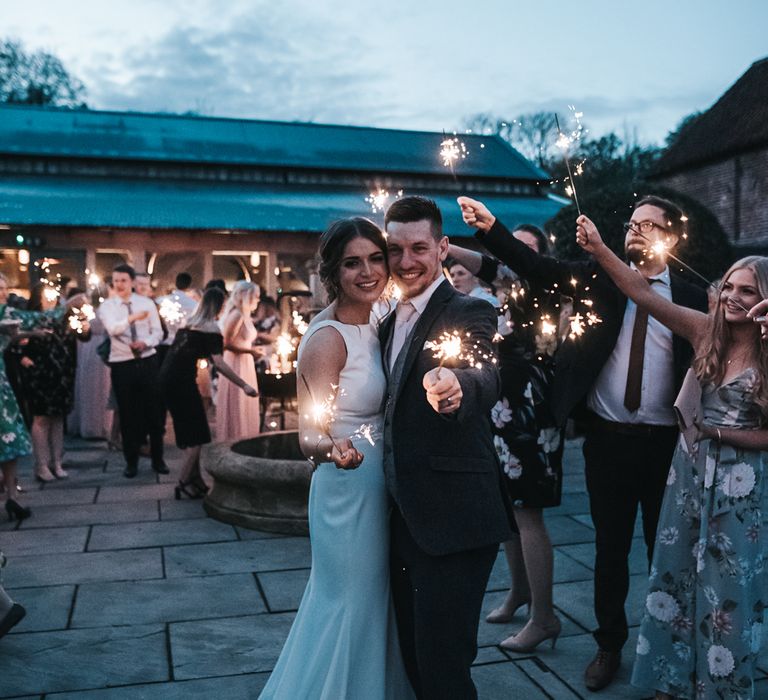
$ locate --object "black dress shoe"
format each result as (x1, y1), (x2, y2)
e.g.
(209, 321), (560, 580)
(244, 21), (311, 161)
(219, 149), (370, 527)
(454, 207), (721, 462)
(585, 649), (621, 691)
(123, 463), (138, 478)
(0, 603), (26, 639)
(151, 461), (170, 475)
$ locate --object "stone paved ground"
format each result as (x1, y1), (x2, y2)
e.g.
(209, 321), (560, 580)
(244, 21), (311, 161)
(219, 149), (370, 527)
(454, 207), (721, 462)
(1, 434), (766, 699)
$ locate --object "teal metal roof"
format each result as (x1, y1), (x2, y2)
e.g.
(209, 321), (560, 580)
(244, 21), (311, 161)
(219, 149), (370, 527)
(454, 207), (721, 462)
(0, 175), (563, 237)
(0, 105), (548, 181)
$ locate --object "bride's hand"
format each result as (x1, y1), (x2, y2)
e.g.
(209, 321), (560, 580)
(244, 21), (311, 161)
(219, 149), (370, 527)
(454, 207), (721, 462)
(331, 438), (364, 470)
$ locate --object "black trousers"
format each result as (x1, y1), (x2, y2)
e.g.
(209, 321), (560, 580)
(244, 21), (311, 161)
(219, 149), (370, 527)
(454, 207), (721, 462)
(390, 507), (497, 700)
(583, 424), (678, 652)
(110, 356), (165, 466)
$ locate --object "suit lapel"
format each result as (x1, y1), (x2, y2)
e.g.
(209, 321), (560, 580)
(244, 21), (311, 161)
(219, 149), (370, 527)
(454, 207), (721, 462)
(379, 312), (396, 383)
(393, 280), (454, 404)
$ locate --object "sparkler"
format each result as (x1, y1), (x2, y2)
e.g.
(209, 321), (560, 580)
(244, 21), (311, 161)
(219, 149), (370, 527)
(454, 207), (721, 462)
(292, 310), (309, 335)
(300, 374), (342, 459)
(68, 304), (95, 335)
(440, 133), (468, 181)
(554, 109), (584, 215)
(274, 332), (295, 373)
(365, 188), (403, 215)
(159, 298), (184, 325)
(424, 330), (494, 378)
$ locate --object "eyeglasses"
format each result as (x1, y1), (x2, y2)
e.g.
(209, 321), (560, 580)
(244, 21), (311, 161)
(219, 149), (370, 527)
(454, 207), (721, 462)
(623, 220), (667, 236)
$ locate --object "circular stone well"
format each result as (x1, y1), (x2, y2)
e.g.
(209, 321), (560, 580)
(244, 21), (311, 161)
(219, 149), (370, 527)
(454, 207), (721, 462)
(202, 431), (312, 535)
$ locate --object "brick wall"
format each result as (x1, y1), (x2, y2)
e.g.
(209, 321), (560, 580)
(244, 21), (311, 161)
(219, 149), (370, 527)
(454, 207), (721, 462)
(655, 146), (768, 252)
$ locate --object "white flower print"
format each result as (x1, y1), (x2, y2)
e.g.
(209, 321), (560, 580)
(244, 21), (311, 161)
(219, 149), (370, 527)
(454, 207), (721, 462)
(491, 398), (513, 428)
(703, 586), (720, 608)
(706, 644), (735, 678)
(673, 640), (691, 661)
(537, 427), (561, 454)
(728, 462), (756, 498)
(1, 433), (15, 444)
(494, 436), (522, 479)
(658, 527), (679, 545)
(636, 635), (650, 655)
(692, 539), (707, 573)
(708, 531), (733, 552)
(666, 466), (676, 486)
(646, 591), (680, 623)
(523, 382), (533, 402)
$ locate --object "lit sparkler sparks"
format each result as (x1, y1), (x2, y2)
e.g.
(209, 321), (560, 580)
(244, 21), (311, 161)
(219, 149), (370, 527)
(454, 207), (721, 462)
(440, 134), (468, 179)
(292, 310), (309, 335)
(352, 423), (376, 447)
(274, 332), (296, 373)
(365, 188), (403, 214)
(568, 310), (603, 339)
(554, 107), (586, 215)
(159, 298), (184, 325)
(68, 304), (95, 335)
(424, 330), (495, 377)
(43, 286), (60, 303)
(301, 375), (342, 457)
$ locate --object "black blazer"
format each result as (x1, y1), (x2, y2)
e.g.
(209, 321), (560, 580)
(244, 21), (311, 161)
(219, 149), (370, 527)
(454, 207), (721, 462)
(477, 220), (709, 426)
(380, 279), (514, 556)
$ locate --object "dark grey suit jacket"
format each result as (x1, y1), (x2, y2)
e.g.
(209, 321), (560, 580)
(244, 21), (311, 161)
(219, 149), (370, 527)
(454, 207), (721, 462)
(380, 279), (514, 556)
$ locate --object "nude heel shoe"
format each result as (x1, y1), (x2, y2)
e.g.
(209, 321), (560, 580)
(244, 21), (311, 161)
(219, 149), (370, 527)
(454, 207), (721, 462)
(500, 616), (561, 653)
(486, 598), (531, 624)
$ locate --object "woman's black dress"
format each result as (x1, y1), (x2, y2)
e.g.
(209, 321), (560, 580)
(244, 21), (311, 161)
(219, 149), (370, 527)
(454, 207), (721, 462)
(160, 329), (223, 449)
(478, 256), (564, 508)
(15, 310), (86, 418)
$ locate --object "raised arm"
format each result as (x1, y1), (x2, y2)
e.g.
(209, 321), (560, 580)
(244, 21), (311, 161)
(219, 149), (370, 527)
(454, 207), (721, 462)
(446, 244), (483, 276)
(457, 196), (593, 289)
(576, 214), (708, 346)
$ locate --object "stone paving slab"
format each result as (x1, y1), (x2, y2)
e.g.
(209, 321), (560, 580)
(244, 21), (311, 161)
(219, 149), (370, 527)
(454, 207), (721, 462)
(256, 568), (310, 612)
(5, 585), (74, 633)
(545, 514), (599, 545)
(0, 527), (89, 556)
(17, 486), (98, 507)
(514, 657), (583, 698)
(486, 548), (593, 592)
(71, 573), (265, 628)
(46, 673), (270, 699)
(235, 526), (287, 541)
(558, 538), (649, 576)
(470, 660), (555, 697)
(170, 613), (295, 679)
(3, 548), (163, 587)
(12, 500), (159, 530)
(96, 483), (178, 504)
(88, 519), (237, 551)
(163, 537), (312, 578)
(0, 624), (168, 697)
(159, 499), (208, 521)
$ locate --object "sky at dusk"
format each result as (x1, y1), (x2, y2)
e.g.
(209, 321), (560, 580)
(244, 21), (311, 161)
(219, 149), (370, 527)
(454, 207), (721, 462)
(4, 0), (767, 145)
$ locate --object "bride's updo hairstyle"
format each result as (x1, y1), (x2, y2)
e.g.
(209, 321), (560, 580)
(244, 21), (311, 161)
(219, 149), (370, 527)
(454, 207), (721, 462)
(318, 217), (387, 302)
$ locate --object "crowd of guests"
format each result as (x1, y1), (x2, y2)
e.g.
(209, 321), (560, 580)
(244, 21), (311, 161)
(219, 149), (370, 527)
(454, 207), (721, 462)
(1, 191), (767, 699)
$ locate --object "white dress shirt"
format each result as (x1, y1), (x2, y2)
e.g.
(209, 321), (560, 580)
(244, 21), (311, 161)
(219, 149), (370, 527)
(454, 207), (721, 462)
(98, 293), (163, 363)
(389, 275), (446, 371)
(587, 264), (676, 425)
(469, 285), (501, 308)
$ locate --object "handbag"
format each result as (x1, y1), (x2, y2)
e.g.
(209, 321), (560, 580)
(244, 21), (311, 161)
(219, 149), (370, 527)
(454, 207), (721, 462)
(96, 337), (111, 365)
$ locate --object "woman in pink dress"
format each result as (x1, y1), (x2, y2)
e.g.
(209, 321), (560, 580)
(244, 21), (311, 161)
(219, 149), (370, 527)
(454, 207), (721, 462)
(216, 281), (261, 441)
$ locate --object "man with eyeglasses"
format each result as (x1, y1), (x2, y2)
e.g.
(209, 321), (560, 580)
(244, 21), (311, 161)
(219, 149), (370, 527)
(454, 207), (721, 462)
(458, 194), (707, 693)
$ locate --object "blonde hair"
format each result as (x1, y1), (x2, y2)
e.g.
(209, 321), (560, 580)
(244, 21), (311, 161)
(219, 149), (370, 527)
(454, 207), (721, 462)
(221, 280), (259, 320)
(693, 256), (768, 417)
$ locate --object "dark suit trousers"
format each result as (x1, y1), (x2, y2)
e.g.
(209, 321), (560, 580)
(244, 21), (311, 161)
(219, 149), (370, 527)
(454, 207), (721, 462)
(110, 356), (165, 466)
(390, 507), (497, 700)
(583, 424), (678, 652)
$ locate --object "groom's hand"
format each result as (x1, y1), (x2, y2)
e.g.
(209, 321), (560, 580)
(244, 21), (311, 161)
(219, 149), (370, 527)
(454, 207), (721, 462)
(423, 368), (463, 414)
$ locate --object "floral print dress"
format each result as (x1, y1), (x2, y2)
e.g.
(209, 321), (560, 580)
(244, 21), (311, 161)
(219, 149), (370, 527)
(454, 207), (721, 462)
(0, 305), (59, 462)
(631, 369), (765, 699)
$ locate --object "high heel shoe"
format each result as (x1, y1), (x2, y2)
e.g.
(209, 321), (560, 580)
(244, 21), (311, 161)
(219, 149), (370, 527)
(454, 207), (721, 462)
(174, 480), (208, 500)
(486, 598), (531, 624)
(35, 466), (54, 483)
(5, 499), (32, 522)
(500, 616), (561, 653)
(52, 465), (68, 479)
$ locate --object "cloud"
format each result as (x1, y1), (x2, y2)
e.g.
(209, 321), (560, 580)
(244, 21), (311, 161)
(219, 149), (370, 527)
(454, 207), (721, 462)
(81, 8), (403, 126)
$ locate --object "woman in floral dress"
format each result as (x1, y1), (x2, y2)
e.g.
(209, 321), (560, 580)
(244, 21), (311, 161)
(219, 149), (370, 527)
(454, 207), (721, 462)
(0, 274), (66, 521)
(578, 218), (768, 700)
(448, 230), (566, 653)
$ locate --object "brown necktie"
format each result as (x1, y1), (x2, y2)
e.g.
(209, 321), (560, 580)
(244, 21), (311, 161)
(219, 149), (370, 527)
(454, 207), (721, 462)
(623, 280), (657, 412)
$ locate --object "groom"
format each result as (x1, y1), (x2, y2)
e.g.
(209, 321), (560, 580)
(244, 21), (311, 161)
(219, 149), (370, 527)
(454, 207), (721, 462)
(381, 196), (513, 699)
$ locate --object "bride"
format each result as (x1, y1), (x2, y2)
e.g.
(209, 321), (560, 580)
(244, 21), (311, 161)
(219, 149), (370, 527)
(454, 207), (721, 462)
(259, 218), (414, 699)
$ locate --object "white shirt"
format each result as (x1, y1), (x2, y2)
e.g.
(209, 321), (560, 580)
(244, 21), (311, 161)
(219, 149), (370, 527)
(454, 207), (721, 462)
(469, 285), (500, 308)
(98, 293), (163, 363)
(389, 275), (446, 371)
(157, 289), (198, 345)
(587, 264), (676, 425)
